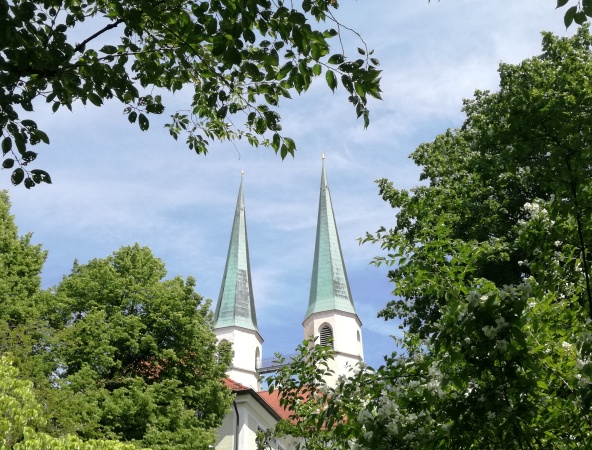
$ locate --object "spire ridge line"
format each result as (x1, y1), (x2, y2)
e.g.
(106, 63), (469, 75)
(304, 159), (357, 321)
(213, 176), (258, 332)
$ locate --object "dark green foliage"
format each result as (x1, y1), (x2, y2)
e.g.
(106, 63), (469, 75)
(0, 190), (47, 325)
(264, 27), (592, 450)
(0, 192), (233, 448)
(0, 190), (54, 409)
(0, 0), (381, 187)
(48, 244), (233, 449)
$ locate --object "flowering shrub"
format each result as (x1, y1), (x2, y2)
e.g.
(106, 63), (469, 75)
(262, 27), (592, 450)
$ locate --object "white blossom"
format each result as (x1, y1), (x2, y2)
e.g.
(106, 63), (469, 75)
(482, 326), (497, 339)
(495, 317), (508, 330)
(496, 340), (508, 351)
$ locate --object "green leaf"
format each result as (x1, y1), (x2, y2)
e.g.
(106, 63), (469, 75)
(20, 120), (37, 129)
(24, 177), (35, 189)
(325, 70), (337, 92)
(128, 111), (138, 123)
(2, 159), (14, 169)
(564, 5), (577, 27)
(328, 54), (345, 65)
(14, 134), (26, 155)
(574, 10), (587, 24)
(31, 169), (52, 184)
(277, 62), (293, 80)
(11, 168), (24, 186)
(1, 137), (12, 155)
(33, 129), (50, 145)
(212, 43), (226, 56)
(87, 93), (103, 106)
(101, 45), (118, 54)
(556, 0), (569, 7)
(537, 380), (548, 390)
(312, 64), (322, 76)
(138, 113), (149, 131)
(584, 0), (592, 15)
(22, 151), (37, 163)
(21, 100), (33, 112)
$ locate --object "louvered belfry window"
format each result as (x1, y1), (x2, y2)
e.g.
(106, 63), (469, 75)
(320, 325), (333, 348)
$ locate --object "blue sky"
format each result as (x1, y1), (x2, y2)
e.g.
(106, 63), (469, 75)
(3, 1), (570, 369)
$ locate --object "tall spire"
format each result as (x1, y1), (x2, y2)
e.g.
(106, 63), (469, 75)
(304, 158), (357, 321)
(214, 174), (258, 331)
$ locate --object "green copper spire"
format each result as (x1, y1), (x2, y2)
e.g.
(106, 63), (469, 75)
(214, 175), (259, 331)
(304, 158), (357, 320)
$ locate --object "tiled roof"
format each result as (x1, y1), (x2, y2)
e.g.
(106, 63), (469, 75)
(223, 378), (297, 422)
(223, 378), (250, 391)
(257, 390), (293, 422)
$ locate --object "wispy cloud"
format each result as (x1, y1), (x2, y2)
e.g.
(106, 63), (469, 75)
(3, 0), (572, 366)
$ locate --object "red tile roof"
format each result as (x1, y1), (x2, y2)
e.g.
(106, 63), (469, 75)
(223, 378), (295, 422)
(223, 378), (250, 391)
(257, 390), (293, 421)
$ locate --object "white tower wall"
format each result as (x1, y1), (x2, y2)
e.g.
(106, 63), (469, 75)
(303, 310), (363, 387)
(216, 327), (263, 390)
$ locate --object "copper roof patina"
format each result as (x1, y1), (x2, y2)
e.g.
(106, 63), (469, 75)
(304, 159), (357, 321)
(214, 176), (259, 331)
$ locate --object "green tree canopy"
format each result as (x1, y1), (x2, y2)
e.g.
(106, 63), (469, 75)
(264, 26), (592, 450)
(0, 191), (54, 405)
(47, 244), (233, 449)
(0, 354), (139, 449)
(1, 0), (381, 188)
(0, 190), (46, 325)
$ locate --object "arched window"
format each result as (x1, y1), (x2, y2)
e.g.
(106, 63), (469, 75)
(255, 347), (261, 369)
(319, 324), (333, 348)
(217, 339), (231, 365)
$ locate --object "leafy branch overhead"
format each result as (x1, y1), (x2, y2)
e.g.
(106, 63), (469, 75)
(557, 0), (592, 28)
(0, 0), (381, 188)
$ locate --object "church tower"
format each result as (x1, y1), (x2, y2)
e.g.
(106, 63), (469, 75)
(214, 175), (262, 390)
(303, 157), (364, 387)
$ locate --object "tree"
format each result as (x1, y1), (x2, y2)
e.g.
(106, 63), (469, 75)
(1, 0), (381, 188)
(0, 190), (55, 411)
(0, 190), (46, 325)
(555, 0), (592, 28)
(0, 354), (138, 449)
(46, 244), (233, 449)
(263, 26), (592, 449)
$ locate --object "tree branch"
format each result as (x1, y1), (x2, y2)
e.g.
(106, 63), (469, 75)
(74, 19), (125, 53)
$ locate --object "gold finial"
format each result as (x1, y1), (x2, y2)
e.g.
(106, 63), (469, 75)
(321, 152), (325, 160)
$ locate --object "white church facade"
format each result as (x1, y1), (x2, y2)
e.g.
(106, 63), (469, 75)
(213, 159), (364, 450)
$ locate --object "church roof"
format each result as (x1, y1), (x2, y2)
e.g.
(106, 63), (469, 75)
(304, 159), (357, 321)
(223, 378), (251, 391)
(223, 378), (284, 421)
(257, 390), (294, 422)
(214, 177), (259, 332)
